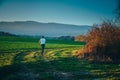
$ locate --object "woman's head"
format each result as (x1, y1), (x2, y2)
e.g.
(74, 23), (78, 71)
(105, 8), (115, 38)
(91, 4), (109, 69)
(41, 36), (44, 38)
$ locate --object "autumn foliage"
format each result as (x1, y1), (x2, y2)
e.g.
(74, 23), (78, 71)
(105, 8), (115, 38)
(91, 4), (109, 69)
(75, 35), (89, 42)
(78, 22), (120, 62)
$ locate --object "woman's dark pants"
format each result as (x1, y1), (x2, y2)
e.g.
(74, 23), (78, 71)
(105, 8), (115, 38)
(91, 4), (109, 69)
(41, 44), (45, 56)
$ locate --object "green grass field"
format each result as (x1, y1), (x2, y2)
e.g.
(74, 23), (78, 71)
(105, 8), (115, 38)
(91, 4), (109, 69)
(0, 36), (120, 80)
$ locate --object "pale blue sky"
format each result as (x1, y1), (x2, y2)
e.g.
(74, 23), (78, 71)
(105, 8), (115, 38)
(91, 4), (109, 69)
(0, 0), (117, 25)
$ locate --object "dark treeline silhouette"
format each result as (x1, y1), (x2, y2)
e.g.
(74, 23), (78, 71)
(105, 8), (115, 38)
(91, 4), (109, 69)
(57, 36), (74, 40)
(0, 31), (16, 36)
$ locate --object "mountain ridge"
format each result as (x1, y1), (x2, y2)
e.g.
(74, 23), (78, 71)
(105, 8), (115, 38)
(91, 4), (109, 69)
(0, 21), (92, 37)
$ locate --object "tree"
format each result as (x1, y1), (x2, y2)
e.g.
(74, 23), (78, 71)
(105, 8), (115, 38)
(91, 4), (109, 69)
(115, 0), (120, 25)
(78, 22), (120, 62)
(78, 0), (120, 62)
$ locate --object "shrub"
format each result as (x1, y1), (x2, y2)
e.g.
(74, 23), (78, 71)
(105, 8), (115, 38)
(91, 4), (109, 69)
(75, 35), (89, 42)
(78, 22), (120, 62)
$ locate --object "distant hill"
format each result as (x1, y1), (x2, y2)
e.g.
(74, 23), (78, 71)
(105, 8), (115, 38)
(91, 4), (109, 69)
(0, 21), (92, 37)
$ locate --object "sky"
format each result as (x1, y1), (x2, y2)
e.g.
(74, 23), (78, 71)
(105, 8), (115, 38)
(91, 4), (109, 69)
(0, 0), (118, 25)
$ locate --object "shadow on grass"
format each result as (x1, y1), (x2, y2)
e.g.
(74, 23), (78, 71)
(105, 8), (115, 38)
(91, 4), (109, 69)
(49, 56), (120, 79)
(0, 60), (57, 80)
(0, 51), (120, 80)
(0, 50), (55, 80)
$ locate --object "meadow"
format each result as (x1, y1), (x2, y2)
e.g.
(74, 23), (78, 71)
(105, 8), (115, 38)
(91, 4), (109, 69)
(0, 36), (120, 80)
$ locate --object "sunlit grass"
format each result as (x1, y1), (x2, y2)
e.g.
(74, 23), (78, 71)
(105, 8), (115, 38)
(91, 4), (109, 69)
(0, 53), (16, 67)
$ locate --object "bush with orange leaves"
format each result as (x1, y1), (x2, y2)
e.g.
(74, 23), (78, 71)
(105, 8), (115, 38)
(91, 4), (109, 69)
(75, 35), (89, 42)
(78, 22), (120, 62)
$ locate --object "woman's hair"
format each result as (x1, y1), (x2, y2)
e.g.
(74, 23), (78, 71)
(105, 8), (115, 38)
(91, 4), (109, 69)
(41, 36), (44, 38)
